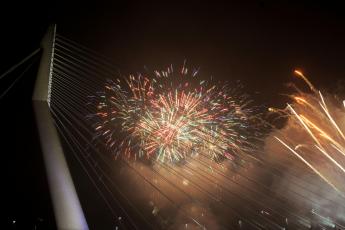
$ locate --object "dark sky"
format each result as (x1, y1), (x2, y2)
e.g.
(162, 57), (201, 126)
(3, 1), (345, 101)
(59, 1), (345, 106)
(2, 1), (345, 229)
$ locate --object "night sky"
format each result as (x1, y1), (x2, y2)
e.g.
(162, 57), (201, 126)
(2, 1), (345, 229)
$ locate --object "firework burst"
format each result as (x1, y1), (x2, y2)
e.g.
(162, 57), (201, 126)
(91, 64), (259, 163)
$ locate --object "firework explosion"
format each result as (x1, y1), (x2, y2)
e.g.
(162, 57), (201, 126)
(92, 64), (259, 163)
(271, 70), (345, 195)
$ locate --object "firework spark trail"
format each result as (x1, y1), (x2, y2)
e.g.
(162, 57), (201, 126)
(318, 91), (345, 142)
(274, 136), (342, 195)
(315, 145), (345, 174)
(273, 70), (345, 196)
(92, 65), (259, 164)
(286, 104), (323, 148)
(294, 70), (316, 92)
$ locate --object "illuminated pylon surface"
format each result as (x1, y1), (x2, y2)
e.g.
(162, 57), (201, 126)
(33, 25), (88, 230)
